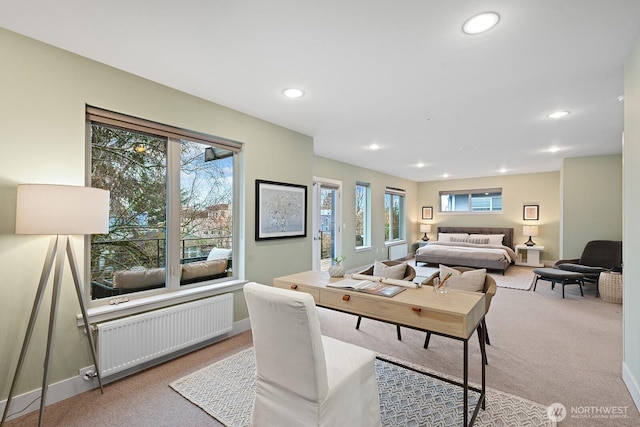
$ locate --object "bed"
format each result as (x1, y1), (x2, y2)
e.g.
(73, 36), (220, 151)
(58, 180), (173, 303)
(415, 226), (516, 274)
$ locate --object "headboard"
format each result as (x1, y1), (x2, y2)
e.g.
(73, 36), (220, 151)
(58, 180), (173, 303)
(437, 226), (514, 249)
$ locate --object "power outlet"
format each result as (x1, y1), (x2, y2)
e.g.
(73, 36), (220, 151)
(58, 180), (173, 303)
(79, 365), (97, 381)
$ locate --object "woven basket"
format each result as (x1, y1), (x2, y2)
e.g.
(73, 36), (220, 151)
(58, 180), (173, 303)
(599, 272), (623, 304)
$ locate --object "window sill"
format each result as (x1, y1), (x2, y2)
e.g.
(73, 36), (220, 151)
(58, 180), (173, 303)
(355, 246), (372, 253)
(384, 240), (407, 247)
(77, 279), (247, 326)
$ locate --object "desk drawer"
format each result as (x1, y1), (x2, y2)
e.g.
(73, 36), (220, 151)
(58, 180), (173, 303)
(273, 280), (320, 303)
(320, 289), (467, 337)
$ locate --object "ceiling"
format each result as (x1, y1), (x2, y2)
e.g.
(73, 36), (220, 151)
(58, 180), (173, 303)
(2, 1), (640, 182)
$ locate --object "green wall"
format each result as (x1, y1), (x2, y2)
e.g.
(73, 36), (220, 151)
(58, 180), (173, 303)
(418, 172), (560, 262)
(0, 28), (312, 398)
(561, 155), (622, 258)
(313, 156), (418, 271)
(623, 34), (640, 410)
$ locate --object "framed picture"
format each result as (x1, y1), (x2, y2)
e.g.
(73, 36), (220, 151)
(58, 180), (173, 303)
(523, 204), (539, 221)
(255, 179), (307, 240)
(422, 206), (433, 220)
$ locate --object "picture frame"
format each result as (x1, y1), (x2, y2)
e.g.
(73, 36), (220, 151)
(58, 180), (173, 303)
(523, 204), (539, 221)
(422, 206), (433, 220)
(255, 179), (307, 241)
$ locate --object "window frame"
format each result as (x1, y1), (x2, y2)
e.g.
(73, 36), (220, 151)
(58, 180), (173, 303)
(439, 188), (503, 213)
(85, 106), (242, 309)
(384, 187), (406, 244)
(355, 182), (371, 250)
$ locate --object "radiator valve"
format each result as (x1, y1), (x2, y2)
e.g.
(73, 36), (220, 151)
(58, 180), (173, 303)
(83, 370), (97, 381)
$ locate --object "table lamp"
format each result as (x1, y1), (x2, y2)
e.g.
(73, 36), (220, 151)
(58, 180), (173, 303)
(523, 225), (539, 246)
(420, 224), (432, 242)
(2, 184), (110, 427)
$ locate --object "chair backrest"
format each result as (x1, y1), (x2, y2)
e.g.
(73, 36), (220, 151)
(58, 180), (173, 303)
(421, 266), (496, 313)
(243, 282), (328, 402)
(579, 240), (622, 269)
(359, 260), (416, 281)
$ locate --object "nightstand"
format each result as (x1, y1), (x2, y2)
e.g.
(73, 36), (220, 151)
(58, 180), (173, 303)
(515, 244), (544, 267)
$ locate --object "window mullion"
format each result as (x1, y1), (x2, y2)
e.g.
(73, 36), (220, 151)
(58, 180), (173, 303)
(166, 138), (182, 288)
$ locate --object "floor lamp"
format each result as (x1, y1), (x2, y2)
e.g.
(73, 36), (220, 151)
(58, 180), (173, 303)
(1, 184), (110, 427)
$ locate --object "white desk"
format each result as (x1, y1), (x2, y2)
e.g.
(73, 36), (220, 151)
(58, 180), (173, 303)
(515, 244), (544, 267)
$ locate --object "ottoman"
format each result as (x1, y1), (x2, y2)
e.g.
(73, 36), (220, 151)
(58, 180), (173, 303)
(533, 268), (584, 298)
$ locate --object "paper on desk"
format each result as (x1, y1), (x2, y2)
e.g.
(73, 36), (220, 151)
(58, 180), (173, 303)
(351, 273), (418, 288)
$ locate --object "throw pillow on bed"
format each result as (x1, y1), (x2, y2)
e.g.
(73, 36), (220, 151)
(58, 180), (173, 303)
(373, 260), (407, 280)
(439, 265), (486, 292)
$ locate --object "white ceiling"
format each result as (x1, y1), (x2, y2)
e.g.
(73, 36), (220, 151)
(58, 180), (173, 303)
(2, 0), (640, 181)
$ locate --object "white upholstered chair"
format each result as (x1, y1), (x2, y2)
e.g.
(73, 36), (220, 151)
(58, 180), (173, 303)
(243, 282), (382, 427)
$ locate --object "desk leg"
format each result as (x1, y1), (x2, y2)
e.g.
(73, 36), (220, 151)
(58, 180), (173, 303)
(480, 325), (486, 410)
(463, 339), (468, 426)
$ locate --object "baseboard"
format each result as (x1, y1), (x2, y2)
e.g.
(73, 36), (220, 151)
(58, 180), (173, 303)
(623, 362), (640, 412)
(0, 318), (251, 422)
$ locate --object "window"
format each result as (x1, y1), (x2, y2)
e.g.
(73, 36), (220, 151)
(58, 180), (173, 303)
(355, 182), (370, 248)
(384, 187), (405, 242)
(87, 107), (241, 302)
(440, 188), (502, 213)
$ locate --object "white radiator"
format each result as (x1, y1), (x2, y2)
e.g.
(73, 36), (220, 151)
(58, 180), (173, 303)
(96, 293), (233, 377)
(388, 243), (408, 260)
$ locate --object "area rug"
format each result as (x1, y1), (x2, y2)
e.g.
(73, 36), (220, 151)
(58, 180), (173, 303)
(411, 261), (536, 291)
(170, 347), (552, 427)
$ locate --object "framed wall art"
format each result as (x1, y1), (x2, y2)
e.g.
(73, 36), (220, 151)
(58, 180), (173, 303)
(255, 179), (307, 240)
(523, 204), (539, 221)
(422, 206), (433, 220)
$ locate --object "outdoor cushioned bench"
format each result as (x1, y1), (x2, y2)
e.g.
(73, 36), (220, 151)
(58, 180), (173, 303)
(532, 268), (584, 298)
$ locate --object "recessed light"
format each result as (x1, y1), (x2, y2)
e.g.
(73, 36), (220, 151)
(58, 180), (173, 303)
(498, 168), (507, 173)
(548, 146), (561, 153)
(618, 95), (624, 102)
(368, 143), (381, 150)
(547, 111), (570, 119)
(416, 162), (425, 168)
(462, 12), (500, 35)
(282, 88), (305, 98)
(442, 173), (450, 178)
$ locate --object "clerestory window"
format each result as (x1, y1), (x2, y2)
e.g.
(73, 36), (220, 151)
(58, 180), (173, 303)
(439, 188), (502, 213)
(86, 107), (241, 303)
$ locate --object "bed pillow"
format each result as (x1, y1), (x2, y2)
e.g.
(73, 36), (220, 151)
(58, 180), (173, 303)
(450, 236), (469, 243)
(438, 233), (469, 243)
(373, 260), (407, 280)
(439, 265), (486, 292)
(467, 236), (490, 245)
(470, 234), (505, 245)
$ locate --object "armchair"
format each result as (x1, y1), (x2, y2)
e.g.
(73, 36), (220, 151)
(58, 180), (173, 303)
(243, 282), (381, 427)
(421, 267), (496, 365)
(554, 240), (622, 297)
(354, 260), (416, 340)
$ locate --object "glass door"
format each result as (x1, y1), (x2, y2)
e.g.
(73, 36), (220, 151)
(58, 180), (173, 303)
(312, 178), (342, 271)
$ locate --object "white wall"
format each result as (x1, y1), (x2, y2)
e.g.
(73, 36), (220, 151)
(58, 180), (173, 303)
(623, 34), (640, 411)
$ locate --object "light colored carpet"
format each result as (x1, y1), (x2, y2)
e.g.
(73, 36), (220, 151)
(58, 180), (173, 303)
(170, 347), (552, 427)
(411, 261), (536, 291)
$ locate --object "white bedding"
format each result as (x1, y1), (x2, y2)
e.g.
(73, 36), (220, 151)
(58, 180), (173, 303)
(416, 241), (515, 263)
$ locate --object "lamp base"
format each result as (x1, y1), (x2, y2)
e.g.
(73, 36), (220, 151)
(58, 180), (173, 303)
(422, 233), (429, 242)
(524, 236), (536, 246)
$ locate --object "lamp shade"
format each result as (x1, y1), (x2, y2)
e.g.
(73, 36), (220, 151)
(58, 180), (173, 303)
(523, 225), (539, 237)
(16, 184), (110, 235)
(420, 224), (432, 233)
